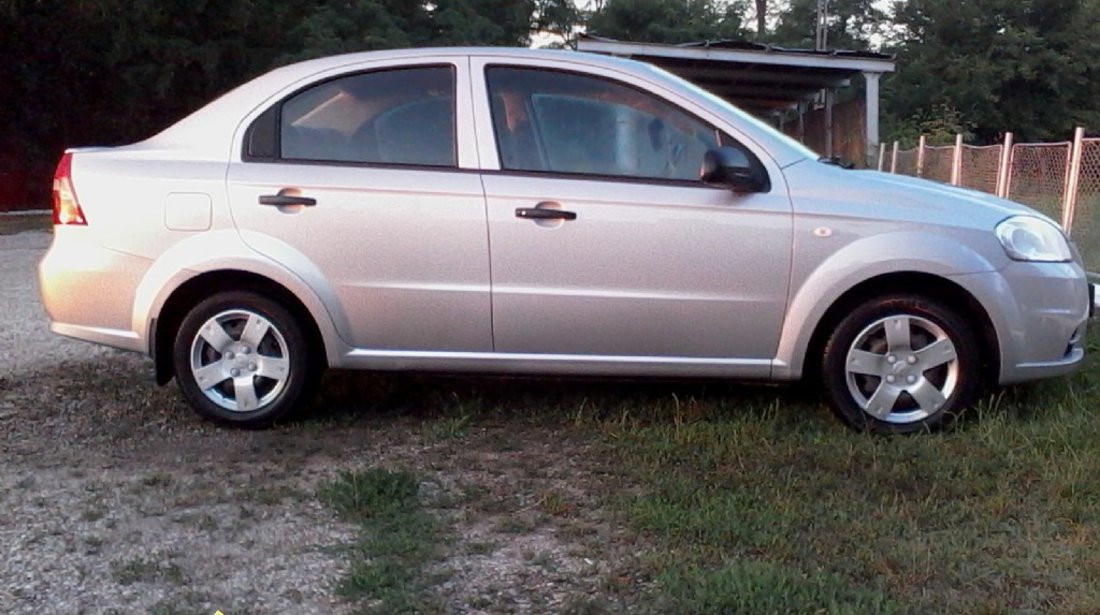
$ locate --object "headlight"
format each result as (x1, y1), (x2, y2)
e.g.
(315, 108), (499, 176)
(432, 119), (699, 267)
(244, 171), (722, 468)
(995, 216), (1072, 262)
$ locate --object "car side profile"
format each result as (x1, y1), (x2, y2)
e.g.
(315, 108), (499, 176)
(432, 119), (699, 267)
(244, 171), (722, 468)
(39, 48), (1091, 433)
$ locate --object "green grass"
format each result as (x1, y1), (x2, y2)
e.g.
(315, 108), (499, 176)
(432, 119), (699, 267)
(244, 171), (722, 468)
(319, 467), (445, 614)
(593, 331), (1100, 614)
(310, 330), (1100, 613)
(0, 212), (50, 235)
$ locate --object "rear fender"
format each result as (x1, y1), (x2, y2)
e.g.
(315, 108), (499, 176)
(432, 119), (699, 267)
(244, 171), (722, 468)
(132, 230), (352, 366)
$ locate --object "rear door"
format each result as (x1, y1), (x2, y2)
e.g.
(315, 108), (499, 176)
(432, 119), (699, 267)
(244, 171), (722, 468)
(471, 58), (793, 372)
(227, 58), (493, 352)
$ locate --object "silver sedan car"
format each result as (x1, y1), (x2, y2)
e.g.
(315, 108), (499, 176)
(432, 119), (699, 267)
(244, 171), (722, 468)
(39, 48), (1091, 432)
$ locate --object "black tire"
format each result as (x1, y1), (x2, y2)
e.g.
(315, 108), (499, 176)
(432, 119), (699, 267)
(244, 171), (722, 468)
(172, 291), (320, 428)
(821, 294), (983, 434)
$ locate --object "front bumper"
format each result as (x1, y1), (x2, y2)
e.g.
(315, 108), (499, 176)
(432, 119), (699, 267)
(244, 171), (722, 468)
(958, 261), (1090, 385)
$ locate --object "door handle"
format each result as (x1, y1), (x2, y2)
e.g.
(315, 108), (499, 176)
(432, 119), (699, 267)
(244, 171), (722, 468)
(258, 194), (317, 207)
(515, 206), (576, 221)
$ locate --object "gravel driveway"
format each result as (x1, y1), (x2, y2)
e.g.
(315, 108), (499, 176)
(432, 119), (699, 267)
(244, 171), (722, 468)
(0, 230), (359, 614)
(0, 228), (626, 614)
(0, 230), (99, 378)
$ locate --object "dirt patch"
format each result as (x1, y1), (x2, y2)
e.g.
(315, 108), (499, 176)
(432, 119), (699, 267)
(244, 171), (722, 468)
(1, 230), (639, 614)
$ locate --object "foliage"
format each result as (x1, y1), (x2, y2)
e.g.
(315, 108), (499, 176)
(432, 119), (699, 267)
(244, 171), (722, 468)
(882, 0), (1100, 144)
(884, 103), (974, 149)
(320, 467), (446, 613)
(0, 0), (559, 209)
(0, 0), (308, 208)
(4, 0), (1099, 209)
(586, 0), (748, 43)
(770, 0), (887, 49)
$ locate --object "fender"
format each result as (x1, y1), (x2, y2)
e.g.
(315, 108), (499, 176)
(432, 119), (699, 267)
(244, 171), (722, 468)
(772, 230), (1003, 380)
(131, 229), (353, 366)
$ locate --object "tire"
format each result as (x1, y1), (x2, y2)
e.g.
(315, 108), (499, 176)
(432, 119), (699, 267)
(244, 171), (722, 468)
(172, 291), (320, 428)
(821, 294), (983, 434)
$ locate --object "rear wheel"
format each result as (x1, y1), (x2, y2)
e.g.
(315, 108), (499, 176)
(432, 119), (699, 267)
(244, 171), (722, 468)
(172, 291), (319, 428)
(821, 294), (983, 434)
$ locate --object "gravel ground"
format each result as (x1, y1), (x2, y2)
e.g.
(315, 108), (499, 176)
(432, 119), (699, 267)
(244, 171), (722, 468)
(0, 227), (633, 614)
(0, 230), (102, 379)
(0, 230), (359, 614)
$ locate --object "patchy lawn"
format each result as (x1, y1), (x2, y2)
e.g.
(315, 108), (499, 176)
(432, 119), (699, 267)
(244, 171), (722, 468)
(5, 222), (1100, 614)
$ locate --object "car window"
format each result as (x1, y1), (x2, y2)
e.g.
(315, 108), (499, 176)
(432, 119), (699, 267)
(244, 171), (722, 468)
(486, 67), (724, 181)
(279, 66), (455, 167)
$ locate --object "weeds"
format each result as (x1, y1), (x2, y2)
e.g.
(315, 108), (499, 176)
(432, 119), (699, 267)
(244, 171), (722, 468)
(310, 348), (1100, 612)
(595, 330), (1100, 613)
(319, 467), (445, 613)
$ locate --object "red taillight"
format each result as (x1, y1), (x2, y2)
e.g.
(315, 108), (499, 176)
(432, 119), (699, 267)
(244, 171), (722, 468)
(52, 153), (87, 226)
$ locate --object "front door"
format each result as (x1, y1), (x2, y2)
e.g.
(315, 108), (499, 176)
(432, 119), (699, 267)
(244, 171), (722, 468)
(474, 62), (793, 370)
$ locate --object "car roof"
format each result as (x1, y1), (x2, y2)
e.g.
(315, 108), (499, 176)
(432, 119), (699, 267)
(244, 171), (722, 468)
(277, 46), (642, 73)
(134, 47), (810, 168)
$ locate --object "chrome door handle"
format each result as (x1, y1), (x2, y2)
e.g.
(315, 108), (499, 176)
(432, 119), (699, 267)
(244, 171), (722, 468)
(258, 194), (316, 207)
(514, 207), (576, 221)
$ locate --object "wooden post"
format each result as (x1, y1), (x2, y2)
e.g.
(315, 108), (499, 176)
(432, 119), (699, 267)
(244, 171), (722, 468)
(1062, 127), (1086, 234)
(950, 133), (963, 186)
(864, 72), (882, 168)
(996, 132), (1014, 199)
(877, 142), (887, 171)
(890, 141), (899, 173)
(916, 135), (927, 178)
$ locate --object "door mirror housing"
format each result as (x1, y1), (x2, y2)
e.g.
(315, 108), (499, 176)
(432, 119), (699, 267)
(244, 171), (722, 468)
(701, 146), (769, 193)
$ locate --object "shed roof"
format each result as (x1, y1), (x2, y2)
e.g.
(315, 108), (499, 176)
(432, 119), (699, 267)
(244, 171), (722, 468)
(576, 34), (896, 114)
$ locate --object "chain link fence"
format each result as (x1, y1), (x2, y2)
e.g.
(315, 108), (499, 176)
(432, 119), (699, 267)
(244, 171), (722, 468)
(1007, 142), (1071, 220)
(894, 148), (918, 176)
(960, 144), (1002, 195)
(922, 146), (955, 185)
(1072, 140), (1100, 271)
(883, 130), (1100, 272)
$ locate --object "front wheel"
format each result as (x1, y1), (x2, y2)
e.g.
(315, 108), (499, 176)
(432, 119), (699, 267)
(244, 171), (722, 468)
(172, 291), (319, 428)
(821, 294), (983, 434)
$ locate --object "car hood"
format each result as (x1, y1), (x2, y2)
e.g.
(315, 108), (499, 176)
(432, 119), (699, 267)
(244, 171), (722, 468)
(783, 160), (1055, 231)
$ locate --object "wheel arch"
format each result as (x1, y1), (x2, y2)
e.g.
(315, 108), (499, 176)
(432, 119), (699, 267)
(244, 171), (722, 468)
(798, 271), (1000, 386)
(152, 270), (328, 385)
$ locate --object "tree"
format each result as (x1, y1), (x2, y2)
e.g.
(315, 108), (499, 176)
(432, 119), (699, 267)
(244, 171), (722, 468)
(282, 0), (547, 62)
(532, 0), (583, 45)
(587, 0), (748, 44)
(754, 0), (767, 37)
(771, 0), (887, 49)
(0, 0), (565, 209)
(883, 0), (1100, 143)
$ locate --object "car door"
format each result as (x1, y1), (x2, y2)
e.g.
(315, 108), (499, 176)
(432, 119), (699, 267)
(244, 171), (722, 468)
(227, 60), (492, 352)
(471, 59), (793, 372)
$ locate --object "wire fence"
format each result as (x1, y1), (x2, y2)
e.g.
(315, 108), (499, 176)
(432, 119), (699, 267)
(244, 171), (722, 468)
(879, 129), (1100, 272)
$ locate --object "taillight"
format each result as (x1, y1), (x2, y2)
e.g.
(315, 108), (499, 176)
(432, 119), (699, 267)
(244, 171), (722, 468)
(52, 153), (87, 225)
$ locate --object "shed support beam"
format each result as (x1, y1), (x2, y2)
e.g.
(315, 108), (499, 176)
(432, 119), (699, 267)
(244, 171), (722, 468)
(864, 71), (881, 167)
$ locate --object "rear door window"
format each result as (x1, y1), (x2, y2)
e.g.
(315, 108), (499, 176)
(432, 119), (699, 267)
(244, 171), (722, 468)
(250, 66), (456, 167)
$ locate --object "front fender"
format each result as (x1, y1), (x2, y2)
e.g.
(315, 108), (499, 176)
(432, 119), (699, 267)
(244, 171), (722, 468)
(772, 230), (1002, 379)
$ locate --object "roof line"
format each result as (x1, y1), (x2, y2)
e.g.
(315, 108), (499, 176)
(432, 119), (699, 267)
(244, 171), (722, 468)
(577, 36), (896, 74)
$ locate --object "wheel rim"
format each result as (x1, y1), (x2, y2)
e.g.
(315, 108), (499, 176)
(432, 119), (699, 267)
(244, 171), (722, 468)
(844, 314), (959, 424)
(189, 309), (290, 413)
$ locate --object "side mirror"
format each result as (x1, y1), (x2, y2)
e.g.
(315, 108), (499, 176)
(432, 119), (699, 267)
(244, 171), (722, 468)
(701, 146), (768, 193)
